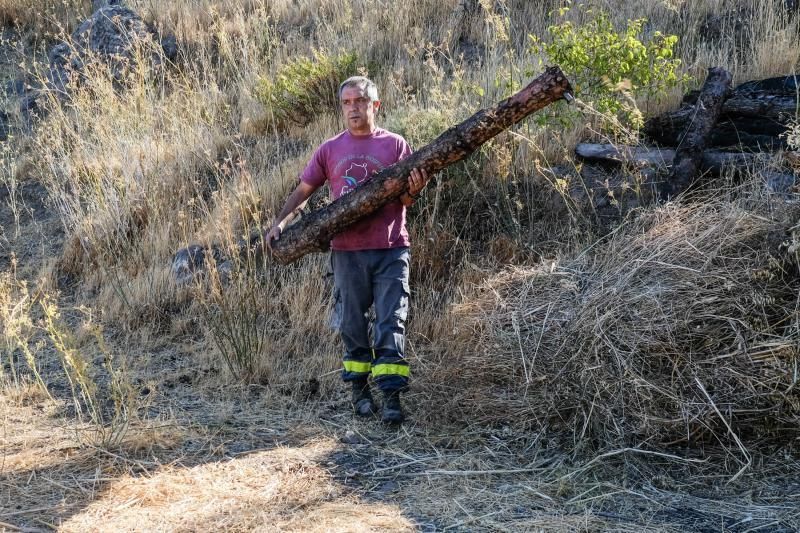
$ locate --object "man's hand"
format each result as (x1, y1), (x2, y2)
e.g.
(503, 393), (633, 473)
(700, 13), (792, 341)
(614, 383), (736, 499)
(266, 181), (318, 251)
(265, 224), (282, 251)
(408, 167), (429, 197)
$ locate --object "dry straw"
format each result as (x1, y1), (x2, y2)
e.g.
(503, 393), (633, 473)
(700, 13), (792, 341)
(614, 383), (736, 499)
(441, 197), (800, 451)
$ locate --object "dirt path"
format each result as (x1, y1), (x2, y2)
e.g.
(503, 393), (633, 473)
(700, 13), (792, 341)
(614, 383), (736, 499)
(4, 372), (800, 532)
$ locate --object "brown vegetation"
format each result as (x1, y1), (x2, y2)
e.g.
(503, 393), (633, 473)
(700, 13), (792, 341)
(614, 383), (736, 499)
(440, 197), (799, 448)
(2, 0), (800, 530)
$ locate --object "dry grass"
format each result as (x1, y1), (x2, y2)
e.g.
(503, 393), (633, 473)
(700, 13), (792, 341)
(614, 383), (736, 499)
(439, 194), (800, 452)
(4, 381), (799, 531)
(58, 438), (414, 532)
(0, 0), (91, 36)
(2, 0), (800, 530)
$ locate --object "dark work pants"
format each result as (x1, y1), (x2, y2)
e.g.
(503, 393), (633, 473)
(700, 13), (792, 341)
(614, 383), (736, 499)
(331, 247), (410, 392)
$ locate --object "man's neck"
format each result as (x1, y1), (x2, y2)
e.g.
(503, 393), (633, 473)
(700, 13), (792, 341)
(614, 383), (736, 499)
(348, 125), (377, 137)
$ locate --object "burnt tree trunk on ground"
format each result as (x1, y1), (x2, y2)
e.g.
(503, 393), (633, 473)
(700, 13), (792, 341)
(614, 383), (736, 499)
(575, 143), (797, 193)
(576, 143), (754, 174)
(657, 67), (732, 201)
(643, 75), (798, 149)
(269, 66), (572, 264)
(644, 95), (796, 149)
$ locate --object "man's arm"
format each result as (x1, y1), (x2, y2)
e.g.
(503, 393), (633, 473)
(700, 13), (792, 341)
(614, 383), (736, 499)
(266, 180), (319, 248)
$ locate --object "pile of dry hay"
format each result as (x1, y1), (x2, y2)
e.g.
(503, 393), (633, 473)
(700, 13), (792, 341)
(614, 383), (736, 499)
(440, 199), (800, 447)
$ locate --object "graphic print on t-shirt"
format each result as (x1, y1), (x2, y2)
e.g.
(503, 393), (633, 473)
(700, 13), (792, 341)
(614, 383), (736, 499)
(334, 155), (385, 198)
(298, 129), (412, 250)
(341, 162), (368, 196)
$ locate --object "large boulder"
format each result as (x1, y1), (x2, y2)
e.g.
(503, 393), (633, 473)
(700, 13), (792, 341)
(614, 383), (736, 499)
(48, 4), (167, 93)
(21, 3), (177, 118)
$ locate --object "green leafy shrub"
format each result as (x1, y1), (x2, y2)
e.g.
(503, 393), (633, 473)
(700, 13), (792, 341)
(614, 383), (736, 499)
(531, 3), (689, 132)
(254, 50), (363, 128)
(383, 106), (455, 149)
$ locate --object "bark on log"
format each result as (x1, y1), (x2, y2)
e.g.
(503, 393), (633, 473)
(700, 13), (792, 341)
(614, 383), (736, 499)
(575, 143), (798, 194)
(687, 75), (800, 100)
(657, 67), (732, 201)
(269, 66), (572, 264)
(576, 143), (755, 174)
(644, 98), (793, 149)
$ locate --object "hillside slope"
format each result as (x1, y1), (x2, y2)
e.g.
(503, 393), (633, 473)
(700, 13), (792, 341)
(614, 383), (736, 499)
(2, 1), (800, 531)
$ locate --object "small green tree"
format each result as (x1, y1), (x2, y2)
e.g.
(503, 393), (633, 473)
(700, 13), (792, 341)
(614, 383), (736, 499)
(531, 3), (689, 132)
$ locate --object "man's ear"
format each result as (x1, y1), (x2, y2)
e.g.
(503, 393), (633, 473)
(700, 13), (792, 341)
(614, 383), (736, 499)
(373, 100), (382, 112)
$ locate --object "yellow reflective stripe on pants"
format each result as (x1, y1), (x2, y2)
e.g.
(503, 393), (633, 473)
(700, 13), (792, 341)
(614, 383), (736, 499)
(343, 360), (372, 373)
(371, 363), (410, 377)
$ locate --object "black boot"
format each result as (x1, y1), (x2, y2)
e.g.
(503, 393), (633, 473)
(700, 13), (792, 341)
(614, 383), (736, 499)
(351, 379), (377, 417)
(381, 390), (405, 425)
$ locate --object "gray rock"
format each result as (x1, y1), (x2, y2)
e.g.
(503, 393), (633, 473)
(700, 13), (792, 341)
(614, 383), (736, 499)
(216, 260), (233, 285)
(5, 79), (27, 97)
(48, 5), (153, 92)
(171, 244), (233, 285)
(172, 244), (215, 284)
(339, 430), (370, 445)
(92, 0), (124, 10)
(696, 8), (755, 53)
(19, 92), (41, 124)
(376, 480), (399, 493)
(23, 4), (178, 117)
(160, 33), (178, 63)
(764, 170), (798, 196)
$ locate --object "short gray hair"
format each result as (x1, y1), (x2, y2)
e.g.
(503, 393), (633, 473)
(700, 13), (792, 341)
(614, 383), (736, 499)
(338, 76), (379, 102)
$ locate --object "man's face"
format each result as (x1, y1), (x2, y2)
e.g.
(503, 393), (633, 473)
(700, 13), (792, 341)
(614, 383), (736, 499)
(340, 85), (380, 135)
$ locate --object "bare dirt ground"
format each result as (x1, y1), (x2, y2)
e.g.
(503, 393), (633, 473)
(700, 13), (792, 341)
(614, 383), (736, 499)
(4, 367), (800, 532)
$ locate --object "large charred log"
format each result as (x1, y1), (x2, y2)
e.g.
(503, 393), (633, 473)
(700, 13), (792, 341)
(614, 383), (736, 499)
(576, 143), (757, 174)
(269, 66), (572, 264)
(657, 67), (732, 201)
(540, 141), (798, 229)
(575, 142), (797, 195)
(644, 75), (799, 149)
(644, 97), (794, 149)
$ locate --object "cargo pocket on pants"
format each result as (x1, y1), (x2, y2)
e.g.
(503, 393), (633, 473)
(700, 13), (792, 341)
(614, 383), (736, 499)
(329, 286), (342, 332)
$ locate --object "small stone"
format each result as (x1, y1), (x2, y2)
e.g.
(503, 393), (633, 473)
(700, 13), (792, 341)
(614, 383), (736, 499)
(340, 430), (368, 445)
(377, 480), (399, 493)
(5, 79), (27, 97)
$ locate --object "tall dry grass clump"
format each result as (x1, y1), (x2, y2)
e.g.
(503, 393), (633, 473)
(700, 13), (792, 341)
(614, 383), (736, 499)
(0, 0), (91, 35)
(438, 195), (800, 449)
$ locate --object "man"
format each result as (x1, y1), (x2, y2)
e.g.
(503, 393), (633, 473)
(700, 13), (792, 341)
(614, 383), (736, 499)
(266, 76), (429, 424)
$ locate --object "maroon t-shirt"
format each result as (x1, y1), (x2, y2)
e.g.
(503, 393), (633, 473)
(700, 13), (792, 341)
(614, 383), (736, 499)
(300, 128), (412, 251)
